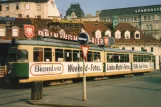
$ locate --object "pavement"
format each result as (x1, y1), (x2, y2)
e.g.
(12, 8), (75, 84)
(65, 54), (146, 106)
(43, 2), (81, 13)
(26, 71), (161, 107)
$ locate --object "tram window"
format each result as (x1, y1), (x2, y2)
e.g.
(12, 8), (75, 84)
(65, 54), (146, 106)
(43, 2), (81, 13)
(44, 48), (52, 62)
(143, 55), (147, 62)
(64, 50), (72, 62)
(113, 54), (119, 62)
(133, 55), (137, 62)
(33, 48), (43, 62)
(149, 55), (151, 62)
(73, 50), (79, 62)
(138, 55), (141, 62)
(87, 51), (92, 62)
(94, 52), (100, 62)
(80, 50), (83, 61)
(17, 50), (28, 62)
(8, 47), (17, 62)
(124, 54), (129, 62)
(152, 56), (155, 62)
(145, 55), (149, 62)
(119, 54), (125, 62)
(140, 55), (144, 62)
(107, 53), (113, 62)
(55, 49), (63, 62)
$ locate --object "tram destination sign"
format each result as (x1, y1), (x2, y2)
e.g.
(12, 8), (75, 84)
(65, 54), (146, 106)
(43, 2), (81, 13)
(78, 32), (89, 46)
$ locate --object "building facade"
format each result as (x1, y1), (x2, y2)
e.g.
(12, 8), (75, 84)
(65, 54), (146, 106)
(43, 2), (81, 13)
(99, 4), (161, 41)
(0, 0), (60, 19)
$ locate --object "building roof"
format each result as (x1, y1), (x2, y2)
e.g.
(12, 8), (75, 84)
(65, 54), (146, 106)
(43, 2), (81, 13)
(99, 4), (161, 17)
(0, 0), (48, 3)
(83, 21), (160, 45)
(66, 3), (85, 18)
(0, 18), (160, 45)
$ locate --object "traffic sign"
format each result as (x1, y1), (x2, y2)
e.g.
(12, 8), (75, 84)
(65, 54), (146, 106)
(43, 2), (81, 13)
(81, 46), (89, 61)
(78, 32), (89, 46)
(108, 37), (115, 46)
(104, 37), (109, 46)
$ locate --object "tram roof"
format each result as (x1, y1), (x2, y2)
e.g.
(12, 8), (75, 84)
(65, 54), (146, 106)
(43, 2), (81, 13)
(14, 38), (103, 51)
(103, 47), (153, 55)
(103, 47), (131, 53)
(130, 50), (153, 55)
(0, 40), (11, 43)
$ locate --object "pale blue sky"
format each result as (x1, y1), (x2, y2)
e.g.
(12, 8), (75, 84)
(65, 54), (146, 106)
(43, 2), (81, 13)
(55, 0), (161, 16)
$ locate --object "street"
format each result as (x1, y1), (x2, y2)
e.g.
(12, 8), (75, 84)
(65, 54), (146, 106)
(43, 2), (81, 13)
(0, 71), (161, 107)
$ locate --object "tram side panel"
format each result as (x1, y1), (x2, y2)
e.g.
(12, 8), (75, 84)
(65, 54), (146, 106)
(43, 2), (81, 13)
(104, 51), (132, 76)
(131, 53), (154, 73)
(7, 62), (104, 83)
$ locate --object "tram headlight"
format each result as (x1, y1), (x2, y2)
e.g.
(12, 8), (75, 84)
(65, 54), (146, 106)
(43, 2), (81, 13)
(8, 70), (11, 74)
(7, 63), (12, 74)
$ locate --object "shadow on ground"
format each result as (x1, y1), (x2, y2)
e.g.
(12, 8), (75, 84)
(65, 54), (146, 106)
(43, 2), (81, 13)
(142, 76), (161, 84)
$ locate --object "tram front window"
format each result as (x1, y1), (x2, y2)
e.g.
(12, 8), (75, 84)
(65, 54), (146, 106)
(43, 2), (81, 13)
(17, 50), (28, 62)
(8, 47), (17, 62)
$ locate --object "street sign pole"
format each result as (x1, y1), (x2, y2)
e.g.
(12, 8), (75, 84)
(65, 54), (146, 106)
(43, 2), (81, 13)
(78, 29), (89, 101)
(81, 46), (89, 101)
(83, 59), (86, 101)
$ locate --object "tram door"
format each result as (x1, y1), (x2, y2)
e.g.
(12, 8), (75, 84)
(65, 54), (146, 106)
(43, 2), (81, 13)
(0, 44), (8, 77)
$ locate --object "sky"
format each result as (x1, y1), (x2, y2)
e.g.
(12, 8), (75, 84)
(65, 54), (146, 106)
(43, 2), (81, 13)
(54, 0), (161, 17)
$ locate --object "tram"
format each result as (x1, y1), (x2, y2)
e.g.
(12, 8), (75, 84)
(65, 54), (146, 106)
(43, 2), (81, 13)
(6, 38), (154, 83)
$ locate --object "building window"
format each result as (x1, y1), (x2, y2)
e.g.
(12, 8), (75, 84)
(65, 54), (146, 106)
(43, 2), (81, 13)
(6, 4), (9, 11)
(132, 47), (135, 51)
(0, 28), (6, 37)
(149, 24), (152, 30)
(124, 18), (126, 22)
(16, 4), (19, 10)
(0, 5), (2, 11)
(115, 34), (121, 39)
(37, 4), (41, 11)
(125, 34), (130, 39)
(26, 15), (29, 18)
(156, 24), (158, 29)
(144, 16), (147, 20)
(12, 28), (19, 37)
(148, 16), (151, 20)
(158, 15), (161, 20)
(146, 25), (149, 30)
(151, 15), (154, 20)
(18, 14), (22, 18)
(25, 4), (30, 10)
(134, 17), (137, 21)
(135, 34), (140, 39)
(151, 47), (153, 52)
(128, 17), (132, 22)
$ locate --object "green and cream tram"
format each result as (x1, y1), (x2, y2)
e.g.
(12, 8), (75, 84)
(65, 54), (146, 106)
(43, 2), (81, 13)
(6, 38), (154, 83)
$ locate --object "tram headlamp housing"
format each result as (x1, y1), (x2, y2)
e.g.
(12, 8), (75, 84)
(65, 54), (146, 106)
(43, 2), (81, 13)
(7, 63), (12, 74)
